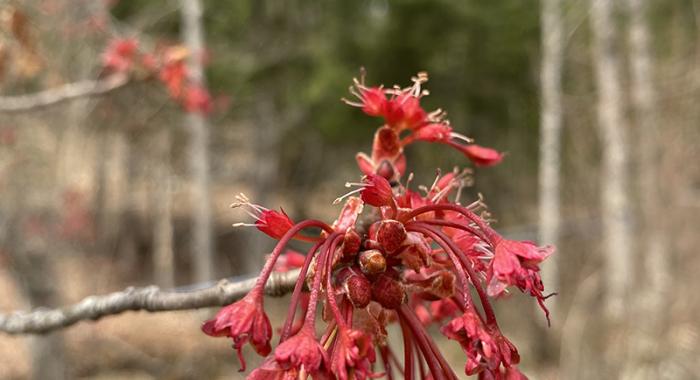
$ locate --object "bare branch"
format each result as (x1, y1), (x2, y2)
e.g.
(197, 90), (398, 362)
(0, 74), (130, 114)
(0, 269), (300, 335)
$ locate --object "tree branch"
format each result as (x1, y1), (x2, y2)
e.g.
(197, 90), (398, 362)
(0, 269), (300, 335)
(0, 74), (130, 114)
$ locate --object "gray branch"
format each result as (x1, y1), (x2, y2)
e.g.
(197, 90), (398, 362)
(0, 269), (300, 335)
(0, 74), (130, 113)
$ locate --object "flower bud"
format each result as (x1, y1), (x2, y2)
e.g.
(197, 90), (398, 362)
(344, 273), (372, 308)
(371, 274), (405, 309)
(358, 249), (386, 275)
(375, 160), (395, 181)
(376, 219), (407, 253)
(342, 228), (362, 258)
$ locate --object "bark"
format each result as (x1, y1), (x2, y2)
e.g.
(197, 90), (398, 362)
(538, 0), (564, 318)
(0, 75), (129, 113)
(621, 0), (669, 376)
(180, 0), (215, 282)
(590, 0), (633, 322)
(0, 269), (301, 335)
(152, 129), (176, 288)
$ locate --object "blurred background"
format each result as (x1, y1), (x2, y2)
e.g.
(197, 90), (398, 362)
(0, 0), (698, 379)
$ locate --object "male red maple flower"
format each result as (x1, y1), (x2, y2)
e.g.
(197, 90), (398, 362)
(201, 293), (272, 371)
(203, 72), (554, 380)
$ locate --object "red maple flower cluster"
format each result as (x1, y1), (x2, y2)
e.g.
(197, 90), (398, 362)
(101, 38), (212, 114)
(203, 73), (553, 379)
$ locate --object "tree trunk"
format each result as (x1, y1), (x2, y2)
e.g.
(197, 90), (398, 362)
(538, 0), (564, 319)
(621, 0), (669, 377)
(152, 128), (175, 288)
(180, 0), (215, 282)
(589, 0), (633, 322)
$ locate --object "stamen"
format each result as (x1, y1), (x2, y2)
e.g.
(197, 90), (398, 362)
(450, 132), (474, 144)
(429, 168), (442, 193)
(232, 222), (258, 228)
(333, 187), (364, 205)
(431, 184), (454, 203)
(400, 172), (415, 191)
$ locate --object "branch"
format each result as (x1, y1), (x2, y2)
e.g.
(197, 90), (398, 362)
(0, 269), (300, 335)
(0, 74), (130, 113)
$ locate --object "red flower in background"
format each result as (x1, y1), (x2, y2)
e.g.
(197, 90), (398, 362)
(102, 38), (138, 73)
(182, 85), (212, 114)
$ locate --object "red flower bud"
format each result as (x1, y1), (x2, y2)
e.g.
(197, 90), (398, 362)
(358, 249), (386, 275)
(371, 274), (405, 309)
(376, 219), (407, 253)
(342, 228), (362, 258)
(375, 160), (395, 181)
(344, 272), (372, 308)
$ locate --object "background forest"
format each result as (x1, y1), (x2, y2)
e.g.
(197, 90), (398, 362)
(0, 0), (699, 379)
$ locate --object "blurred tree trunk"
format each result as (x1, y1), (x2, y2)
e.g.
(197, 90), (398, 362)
(152, 128), (175, 288)
(622, 0), (669, 377)
(590, 0), (633, 322)
(181, 0), (215, 282)
(538, 0), (564, 318)
(16, 238), (66, 380)
(2, 196), (66, 380)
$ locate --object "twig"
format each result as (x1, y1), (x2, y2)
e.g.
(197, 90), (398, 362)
(0, 269), (300, 335)
(0, 74), (130, 113)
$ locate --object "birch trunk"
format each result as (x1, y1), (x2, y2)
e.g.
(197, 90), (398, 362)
(621, 0), (668, 376)
(589, 0), (633, 321)
(538, 0), (564, 318)
(181, 0), (215, 282)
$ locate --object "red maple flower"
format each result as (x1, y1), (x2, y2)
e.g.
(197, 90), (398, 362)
(458, 144), (504, 167)
(357, 86), (387, 117)
(360, 174), (394, 208)
(413, 122), (453, 143)
(201, 293), (272, 371)
(159, 59), (188, 98)
(247, 356), (299, 380)
(255, 208), (294, 239)
(202, 72), (553, 379)
(441, 308), (518, 376)
(383, 93), (428, 130)
(489, 239), (552, 295)
(329, 329), (376, 380)
(274, 327), (328, 374)
(102, 38), (139, 73)
(182, 85), (213, 114)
